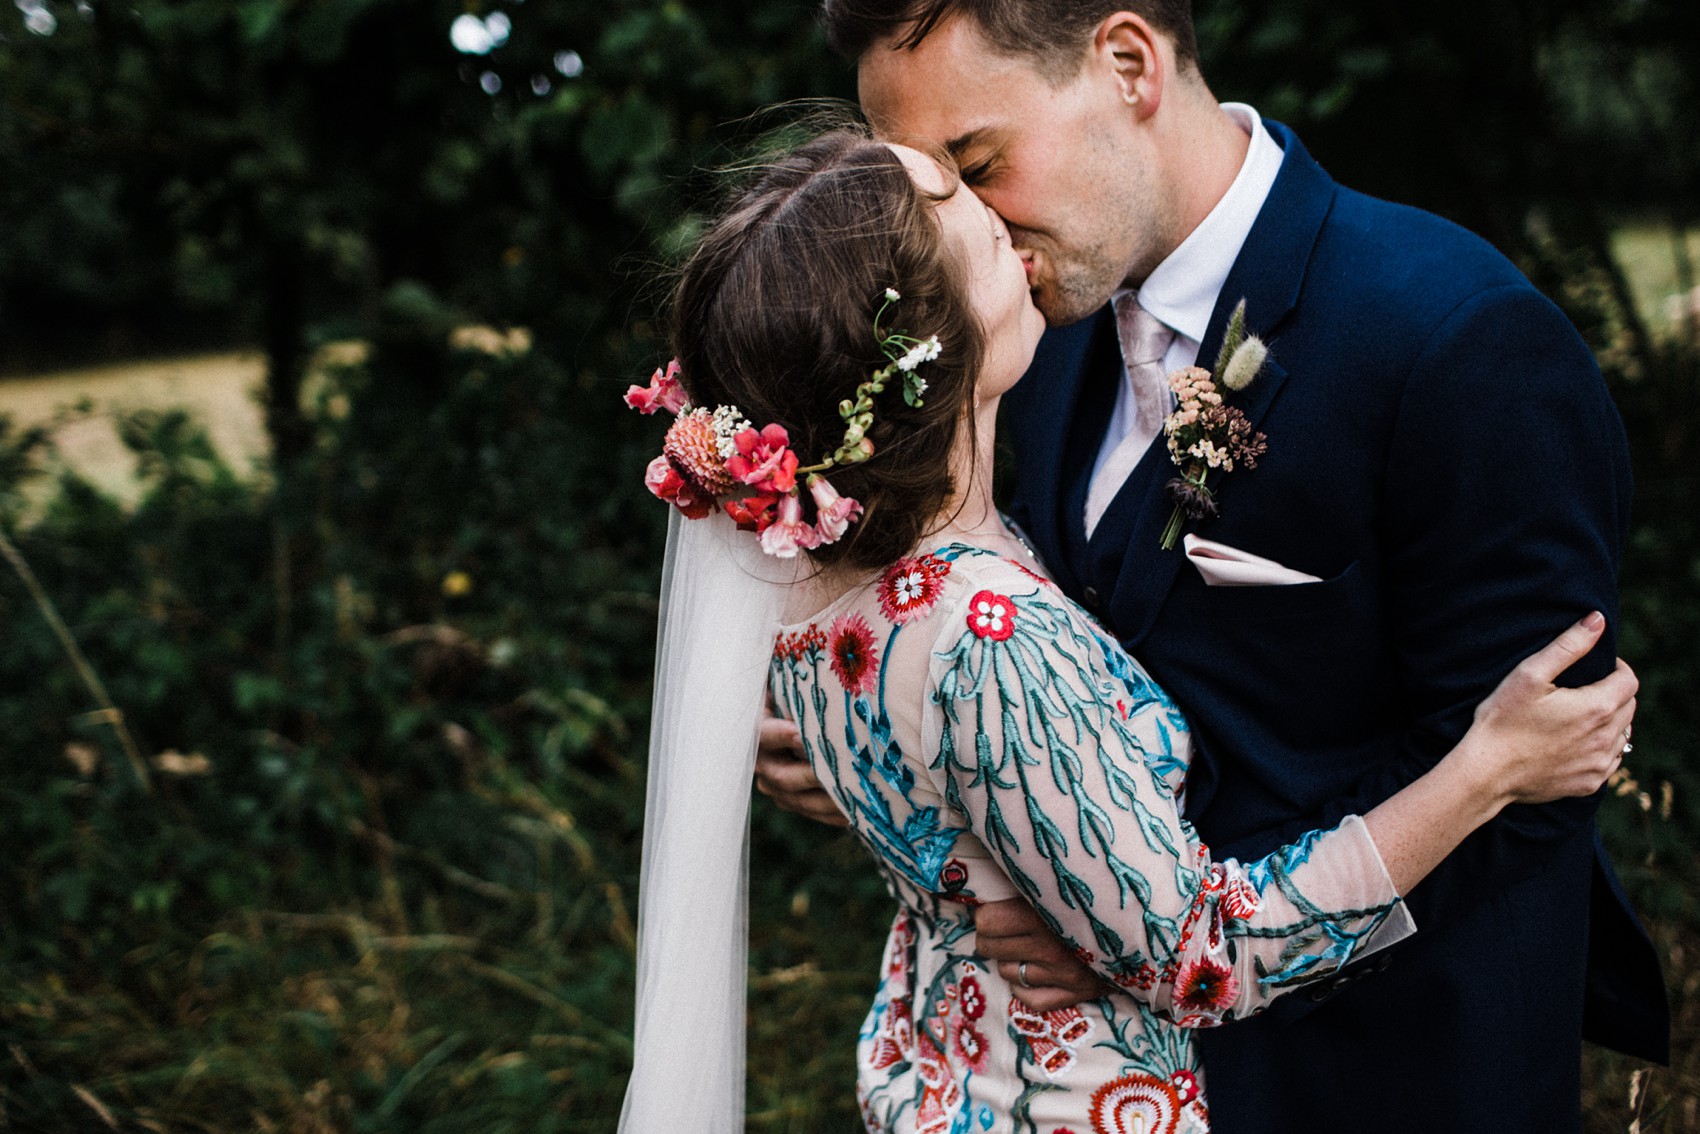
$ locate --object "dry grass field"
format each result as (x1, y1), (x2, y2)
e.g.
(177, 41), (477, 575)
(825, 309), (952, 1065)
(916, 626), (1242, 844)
(0, 351), (270, 504)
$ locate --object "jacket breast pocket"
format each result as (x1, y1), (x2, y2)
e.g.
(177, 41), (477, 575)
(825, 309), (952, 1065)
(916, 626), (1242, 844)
(1188, 559), (1369, 623)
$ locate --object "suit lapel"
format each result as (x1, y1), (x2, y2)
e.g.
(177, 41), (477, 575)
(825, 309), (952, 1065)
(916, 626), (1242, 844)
(1006, 311), (1114, 595)
(1096, 121), (1338, 649)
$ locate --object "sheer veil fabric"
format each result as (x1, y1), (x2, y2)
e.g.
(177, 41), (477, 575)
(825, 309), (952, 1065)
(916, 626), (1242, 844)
(619, 510), (805, 1132)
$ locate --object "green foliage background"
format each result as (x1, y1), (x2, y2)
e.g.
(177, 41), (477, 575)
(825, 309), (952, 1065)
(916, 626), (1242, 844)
(0, 1), (1696, 1130)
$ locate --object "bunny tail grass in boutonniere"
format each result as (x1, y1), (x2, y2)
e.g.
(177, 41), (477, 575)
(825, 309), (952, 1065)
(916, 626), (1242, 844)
(1157, 299), (1271, 551)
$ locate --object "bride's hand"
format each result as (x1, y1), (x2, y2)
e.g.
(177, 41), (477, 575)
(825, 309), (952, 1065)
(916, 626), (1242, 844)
(1458, 612), (1638, 808)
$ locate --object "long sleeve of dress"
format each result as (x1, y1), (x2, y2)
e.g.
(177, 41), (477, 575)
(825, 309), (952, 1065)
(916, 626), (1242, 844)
(915, 551), (1415, 1027)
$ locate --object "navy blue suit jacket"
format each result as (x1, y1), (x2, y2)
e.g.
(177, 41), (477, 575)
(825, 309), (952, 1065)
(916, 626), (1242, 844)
(1002, 121), (1668, 1132)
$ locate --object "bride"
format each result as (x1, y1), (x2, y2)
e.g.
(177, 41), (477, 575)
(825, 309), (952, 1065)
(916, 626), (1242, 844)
(617, 128), (1637, 1133)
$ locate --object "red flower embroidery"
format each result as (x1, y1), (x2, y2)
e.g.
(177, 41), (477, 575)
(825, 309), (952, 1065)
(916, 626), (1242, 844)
(868, 1035), (906, 1071)
(1028, 1035), (1076, 1078)
(957, 973), (986, 1020)
(1174, 956), (1238, 1016)
(966, 590), (1017, 640)
(877, 554), (951, 624)
(1089, 1073), (1183, 1134)
(953, 1019), (989, 1073)
(1047, 1006), (1092, 1046)
(939, 858), (969, 896)
(1221, 877), (1260, 921)
(827, 613), (879, 696)
(1169, 1069), (1201, 1105)
(1008, 998), (1048, 1038)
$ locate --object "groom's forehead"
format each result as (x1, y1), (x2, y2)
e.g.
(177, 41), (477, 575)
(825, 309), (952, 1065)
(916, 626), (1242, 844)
(857, 25), (1040, 145)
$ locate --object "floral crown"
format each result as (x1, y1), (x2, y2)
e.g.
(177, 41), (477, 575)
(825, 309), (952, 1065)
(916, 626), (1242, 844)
(626, 289), (941, 558)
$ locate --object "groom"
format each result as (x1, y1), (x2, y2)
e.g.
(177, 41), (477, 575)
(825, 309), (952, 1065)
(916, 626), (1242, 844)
(755, 1), (1670, 1130)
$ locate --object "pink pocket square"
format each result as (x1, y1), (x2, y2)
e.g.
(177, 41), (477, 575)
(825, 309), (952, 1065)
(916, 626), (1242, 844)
(1183, 534), (1322, 587)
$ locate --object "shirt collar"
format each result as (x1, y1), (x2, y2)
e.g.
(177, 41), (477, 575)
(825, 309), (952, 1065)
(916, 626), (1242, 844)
(1130, 103), (1285, 346)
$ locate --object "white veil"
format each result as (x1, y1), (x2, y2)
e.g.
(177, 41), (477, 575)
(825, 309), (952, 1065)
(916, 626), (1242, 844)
(618, 508), (804, 1132)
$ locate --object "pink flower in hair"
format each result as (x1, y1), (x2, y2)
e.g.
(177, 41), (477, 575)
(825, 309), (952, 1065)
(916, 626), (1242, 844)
(809, 476), (863, 545)
(759, 493), (821, 559)
(727, 424), (800, 494)
(644, 456), (715, 519)
(624, 358), (689, 415)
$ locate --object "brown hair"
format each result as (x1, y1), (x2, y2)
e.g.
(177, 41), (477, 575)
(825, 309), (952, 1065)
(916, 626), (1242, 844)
(670, 128), (984, 573)
(821, 0), (1199, 81)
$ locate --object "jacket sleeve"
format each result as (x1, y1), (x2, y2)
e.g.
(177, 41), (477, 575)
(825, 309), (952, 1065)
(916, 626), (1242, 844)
(1250, 282), (1631, 928)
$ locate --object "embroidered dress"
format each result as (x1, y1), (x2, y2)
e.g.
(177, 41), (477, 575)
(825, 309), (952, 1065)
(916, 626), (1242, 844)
(768, 544), (1415, 1134)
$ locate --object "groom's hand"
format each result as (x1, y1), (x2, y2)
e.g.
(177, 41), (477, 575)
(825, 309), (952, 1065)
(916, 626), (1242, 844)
(754, 715), (847, 827)
(975, 898), (1109, 1012)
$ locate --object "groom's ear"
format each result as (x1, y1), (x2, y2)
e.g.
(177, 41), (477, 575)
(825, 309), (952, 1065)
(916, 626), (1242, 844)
(1096, 12), (1165, 120)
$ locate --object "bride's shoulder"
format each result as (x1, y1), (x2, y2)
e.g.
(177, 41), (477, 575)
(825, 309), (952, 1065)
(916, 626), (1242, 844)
(868, 542), (1066, 629)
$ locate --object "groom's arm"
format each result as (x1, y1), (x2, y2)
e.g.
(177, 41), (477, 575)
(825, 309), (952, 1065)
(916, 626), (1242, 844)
(1260, 282), (1631, 926)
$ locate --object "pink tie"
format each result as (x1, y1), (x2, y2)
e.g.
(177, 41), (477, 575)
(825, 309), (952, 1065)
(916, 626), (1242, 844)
(1084, 294), (1177, 537)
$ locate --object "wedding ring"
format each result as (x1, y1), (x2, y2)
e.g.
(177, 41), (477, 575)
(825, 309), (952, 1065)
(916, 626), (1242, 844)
(1622, 726), (1634, 755)
(1018, 961), (1032, 989)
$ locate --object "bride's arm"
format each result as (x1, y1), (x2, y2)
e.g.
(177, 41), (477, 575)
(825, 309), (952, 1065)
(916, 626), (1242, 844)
(922, 562), (1630, 1025)
(1361, 613), (1635, 893)
(975, 610), (1635, 1011)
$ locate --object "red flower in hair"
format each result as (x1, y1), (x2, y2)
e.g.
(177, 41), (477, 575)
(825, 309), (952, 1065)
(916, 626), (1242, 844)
(644, 455), (714, 519)
(727, 424), (799, 494)
(724, 492), (781, 533)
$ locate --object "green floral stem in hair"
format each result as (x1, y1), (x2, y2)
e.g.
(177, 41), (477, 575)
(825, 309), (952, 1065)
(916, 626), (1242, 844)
(797, 288), (940, 476)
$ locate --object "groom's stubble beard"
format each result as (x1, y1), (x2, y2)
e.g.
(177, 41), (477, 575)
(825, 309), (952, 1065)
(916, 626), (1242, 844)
(1019, 127), (1176, 328)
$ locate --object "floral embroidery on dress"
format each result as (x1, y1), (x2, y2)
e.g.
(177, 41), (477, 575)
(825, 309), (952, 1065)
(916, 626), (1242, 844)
(1090, 1073), (1184, 1134)
(767, 543), (1413, 1134)
(879, 553), (953, 623)
(828, 613), (880, 696)
(965, 590), (1017, 640)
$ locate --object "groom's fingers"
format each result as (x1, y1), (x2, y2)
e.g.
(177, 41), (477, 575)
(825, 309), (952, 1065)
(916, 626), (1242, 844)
(758, 716), (805, 758)
(1513, 611), (1608, 688)
(993, 957), (1107, 1012)
(753, 720), (848, 827)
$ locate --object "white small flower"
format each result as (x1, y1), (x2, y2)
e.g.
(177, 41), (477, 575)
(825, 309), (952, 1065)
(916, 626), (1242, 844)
(885, 288), (901, 302)
(710, 404), (753, 459)
(896, 335), (943, 372)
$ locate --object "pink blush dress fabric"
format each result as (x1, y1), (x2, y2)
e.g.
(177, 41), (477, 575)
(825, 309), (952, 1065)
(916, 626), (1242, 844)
(767, 543), (1414, 1134)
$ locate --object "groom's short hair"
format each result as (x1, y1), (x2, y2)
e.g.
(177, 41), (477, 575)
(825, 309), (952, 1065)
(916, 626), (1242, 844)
(820, 0), (1199, 81)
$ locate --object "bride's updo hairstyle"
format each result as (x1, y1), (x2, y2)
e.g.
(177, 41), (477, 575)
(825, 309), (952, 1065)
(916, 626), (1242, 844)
(670, 127), (985, 573)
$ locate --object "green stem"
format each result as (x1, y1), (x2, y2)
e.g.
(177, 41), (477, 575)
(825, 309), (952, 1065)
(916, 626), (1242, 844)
(0, 529), (153, 792)
(1159, 505), (1187, 552)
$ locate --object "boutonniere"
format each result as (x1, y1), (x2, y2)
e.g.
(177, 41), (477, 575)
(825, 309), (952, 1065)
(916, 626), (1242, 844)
(1158, 300), (1271, 551)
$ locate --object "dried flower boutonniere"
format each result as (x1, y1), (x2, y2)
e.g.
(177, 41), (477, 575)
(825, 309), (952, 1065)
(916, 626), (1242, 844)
(1158, 300), (1271, 551)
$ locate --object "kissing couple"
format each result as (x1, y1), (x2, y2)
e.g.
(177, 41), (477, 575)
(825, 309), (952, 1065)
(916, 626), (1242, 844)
(620, 2), (1669, 1132)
